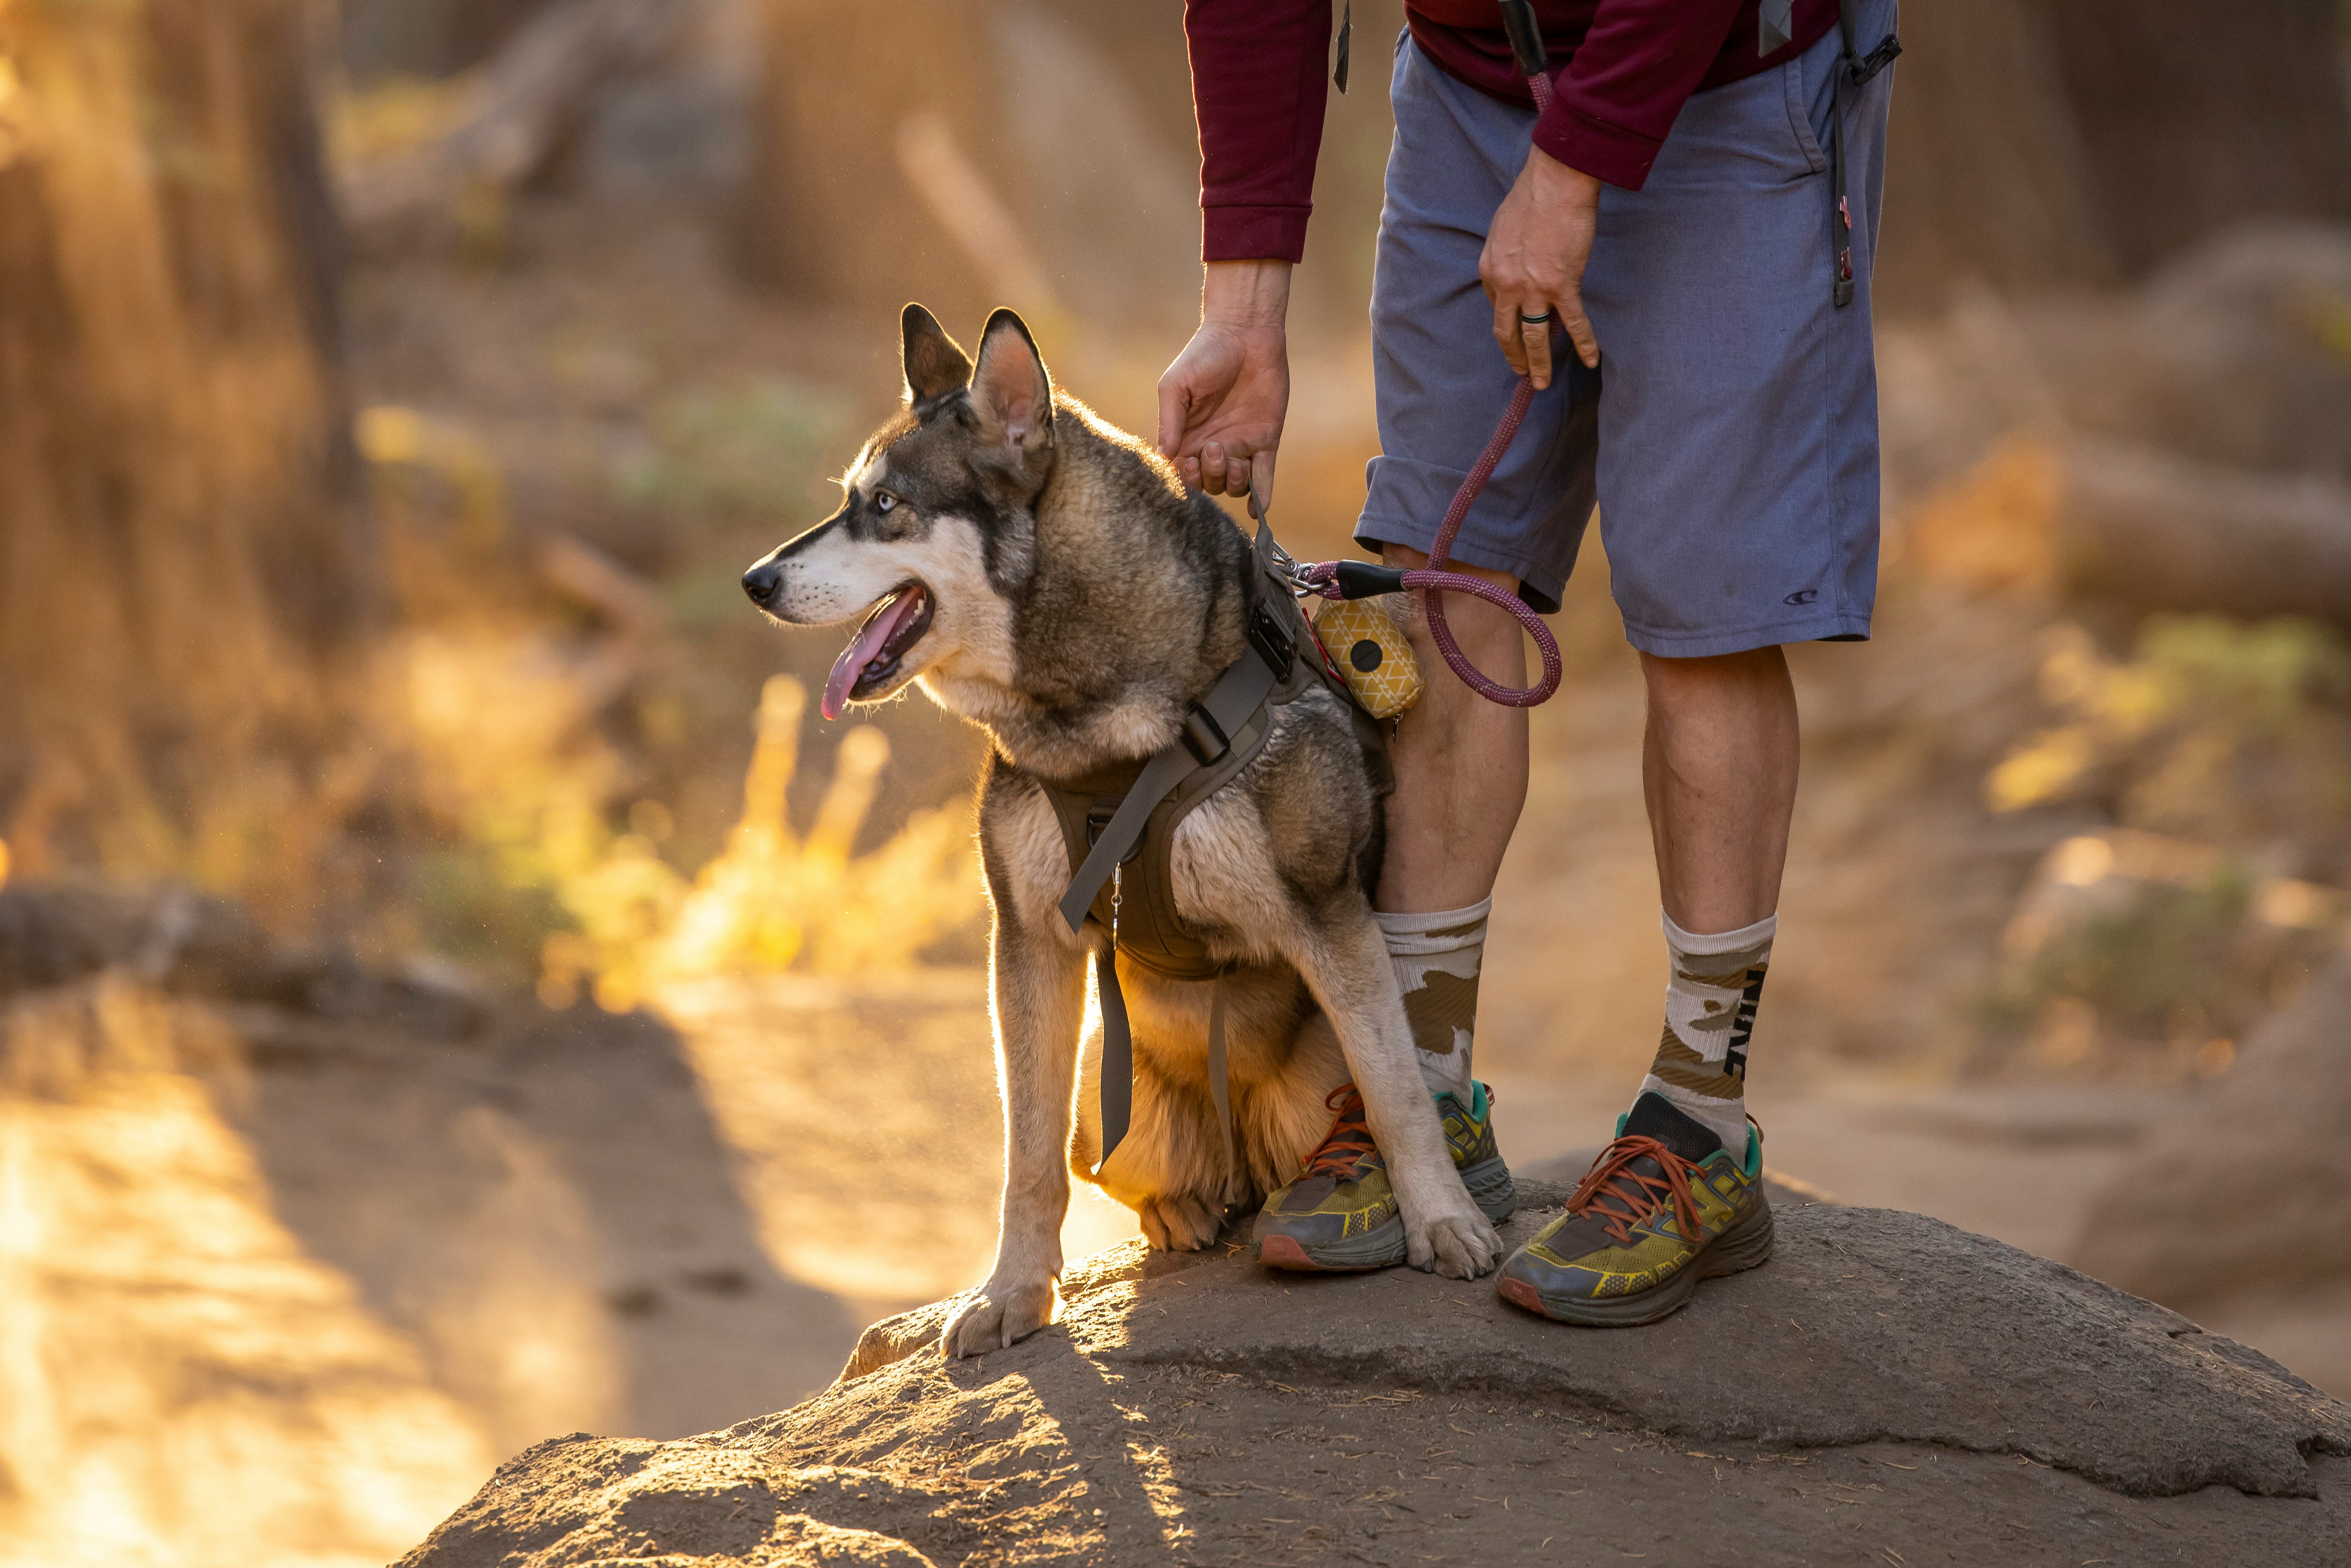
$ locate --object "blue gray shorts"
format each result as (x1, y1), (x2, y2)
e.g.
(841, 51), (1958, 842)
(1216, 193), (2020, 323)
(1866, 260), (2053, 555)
(1356, 7), (1896, 655)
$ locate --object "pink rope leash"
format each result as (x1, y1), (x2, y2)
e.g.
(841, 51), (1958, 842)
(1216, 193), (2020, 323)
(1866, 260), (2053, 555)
(1302, 66), (1564, 710)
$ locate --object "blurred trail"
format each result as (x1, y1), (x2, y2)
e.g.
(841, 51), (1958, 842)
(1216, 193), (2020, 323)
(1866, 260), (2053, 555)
(0, 983), (493, 1568)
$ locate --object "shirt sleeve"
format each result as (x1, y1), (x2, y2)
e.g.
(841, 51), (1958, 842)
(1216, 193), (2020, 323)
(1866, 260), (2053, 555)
(1532, 0), (1749, 189)
(1184, 0), (1333, 263)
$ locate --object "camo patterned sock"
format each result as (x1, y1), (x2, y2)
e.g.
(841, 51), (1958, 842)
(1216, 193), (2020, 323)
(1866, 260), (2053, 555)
(1377, 898), (1491, 1101)
(1634, 910), (1775, 1161)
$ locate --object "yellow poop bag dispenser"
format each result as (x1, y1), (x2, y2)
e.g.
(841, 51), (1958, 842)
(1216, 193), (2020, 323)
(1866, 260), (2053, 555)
(1315, 594), (1423, 720)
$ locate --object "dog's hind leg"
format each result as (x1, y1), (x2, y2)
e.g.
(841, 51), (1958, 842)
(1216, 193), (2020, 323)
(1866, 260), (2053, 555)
(941, 900), (1088, 1358)
(1077, 974), (1253, 1250)
(1091, 1052), (1232, 1252)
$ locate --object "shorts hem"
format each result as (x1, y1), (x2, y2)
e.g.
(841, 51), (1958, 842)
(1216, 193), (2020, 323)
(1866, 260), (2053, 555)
(1621, 612), (1872, 659)
(1352, 513), (1567, 615)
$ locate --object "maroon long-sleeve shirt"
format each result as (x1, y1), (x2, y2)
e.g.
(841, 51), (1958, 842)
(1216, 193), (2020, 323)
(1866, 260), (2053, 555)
(1187, 0), (1838, 262)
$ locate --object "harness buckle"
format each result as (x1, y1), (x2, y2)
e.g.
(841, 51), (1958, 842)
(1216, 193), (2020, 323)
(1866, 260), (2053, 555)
(1249, 599), (1296, 683)
(1180, 704), (1229, 764)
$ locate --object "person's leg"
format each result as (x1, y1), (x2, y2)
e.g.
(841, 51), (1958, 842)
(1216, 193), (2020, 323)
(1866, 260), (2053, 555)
(1253, 34), (1574, 1273)
(1631, 646), (1798, 1155)
(1374, 544), (1526, 1106)
(1376, 548), (1529, 917)
(1642, 646), (1798, 930)
(1496, 8), (1893, 1323)
(1346, 34), (1587, 1114)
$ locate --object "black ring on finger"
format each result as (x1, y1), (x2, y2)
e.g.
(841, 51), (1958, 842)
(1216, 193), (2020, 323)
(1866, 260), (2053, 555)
(1517, 308), (1555, 324)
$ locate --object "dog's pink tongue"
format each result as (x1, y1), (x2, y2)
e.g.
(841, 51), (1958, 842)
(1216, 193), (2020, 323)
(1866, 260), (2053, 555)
(821, 590), (919, 720)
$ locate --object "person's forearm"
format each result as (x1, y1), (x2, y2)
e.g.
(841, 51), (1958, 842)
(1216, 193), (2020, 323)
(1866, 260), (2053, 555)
(1201, 259), (1293, 328)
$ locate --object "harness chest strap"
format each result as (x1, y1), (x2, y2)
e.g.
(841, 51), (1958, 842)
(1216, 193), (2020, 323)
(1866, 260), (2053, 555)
(1052, 523), (1381, 1180)
(1063, 621), (1283, 1179)
(1055, 644), (1282, 936)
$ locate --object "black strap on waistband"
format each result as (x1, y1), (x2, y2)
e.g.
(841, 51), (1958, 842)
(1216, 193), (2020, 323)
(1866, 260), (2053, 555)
(1827, 0), (1900, 309)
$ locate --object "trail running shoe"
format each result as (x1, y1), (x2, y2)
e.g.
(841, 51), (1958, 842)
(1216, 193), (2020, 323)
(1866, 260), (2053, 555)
(1255, 1080), (1516, 1272)
(1439, 1080), (1518, 1223)
(1494, 1092), (1773, 1326)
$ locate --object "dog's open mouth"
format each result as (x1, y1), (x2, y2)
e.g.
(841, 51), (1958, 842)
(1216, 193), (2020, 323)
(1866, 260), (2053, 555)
(822, 583), (934, 719)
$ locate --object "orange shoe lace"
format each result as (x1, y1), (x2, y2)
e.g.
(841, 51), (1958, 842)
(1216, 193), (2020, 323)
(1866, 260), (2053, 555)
(1300, 1083), (1380, 1178)
(1566, 1134), (1704, 1248)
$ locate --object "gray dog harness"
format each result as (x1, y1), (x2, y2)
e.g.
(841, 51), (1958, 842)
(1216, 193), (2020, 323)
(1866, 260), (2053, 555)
(1040, 523), (1390, 1181)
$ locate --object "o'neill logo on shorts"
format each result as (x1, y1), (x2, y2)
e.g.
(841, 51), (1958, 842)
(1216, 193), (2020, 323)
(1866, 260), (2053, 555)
(1783, 589), (1819, 606)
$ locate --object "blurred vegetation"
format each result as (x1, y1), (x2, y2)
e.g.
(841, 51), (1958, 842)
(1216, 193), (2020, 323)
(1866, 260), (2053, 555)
(1979, 864), (2339, 1080)
(1988, 615), (2351, 865)
(1977, 615), (2351, 1076)
(616, 375), (844, 522)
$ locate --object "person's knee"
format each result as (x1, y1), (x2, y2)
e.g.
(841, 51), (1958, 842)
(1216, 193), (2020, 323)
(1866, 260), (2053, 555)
(1638, 644), (1789, 705)
(1379, 543), (1525, 657)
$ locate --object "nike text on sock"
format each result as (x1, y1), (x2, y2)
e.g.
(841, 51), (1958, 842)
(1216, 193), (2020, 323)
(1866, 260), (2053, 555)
(1636, 909), (1775, 1161)
(1377, 897), (1491, 1101)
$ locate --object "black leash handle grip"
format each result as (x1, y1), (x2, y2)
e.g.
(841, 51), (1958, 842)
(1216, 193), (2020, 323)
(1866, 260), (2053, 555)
(1497, 0), (1547, 77)
(1330, 561), (1408, 600)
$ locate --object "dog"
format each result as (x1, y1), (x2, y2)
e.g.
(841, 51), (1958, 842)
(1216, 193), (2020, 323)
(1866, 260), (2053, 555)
(742, 305), (1502, 1356)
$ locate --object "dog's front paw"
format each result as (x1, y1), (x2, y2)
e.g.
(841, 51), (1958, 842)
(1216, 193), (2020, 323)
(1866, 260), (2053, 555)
(940, 1276), (1058, 1357)
(1404, 1200), (1502, 1280)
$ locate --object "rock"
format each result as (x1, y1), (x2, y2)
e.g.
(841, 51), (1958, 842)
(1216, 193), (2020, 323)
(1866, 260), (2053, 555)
(399, 1198), (2351, 1567)
(1900, 433), (2351, 622)
(2072, 953), (2351, 1308)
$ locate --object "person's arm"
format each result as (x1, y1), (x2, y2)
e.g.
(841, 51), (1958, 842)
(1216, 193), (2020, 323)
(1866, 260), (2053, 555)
(1481, 0), (1746, 389)
(1158, 0), (1330, 506)
(1187, 0), (1332, 265)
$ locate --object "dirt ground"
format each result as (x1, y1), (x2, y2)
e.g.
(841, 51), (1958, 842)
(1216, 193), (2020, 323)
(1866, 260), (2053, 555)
(8, 888), (2345, 1568)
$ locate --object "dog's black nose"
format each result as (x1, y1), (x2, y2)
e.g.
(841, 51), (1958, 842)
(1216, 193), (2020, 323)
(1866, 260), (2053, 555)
(742, 560), (782, 605)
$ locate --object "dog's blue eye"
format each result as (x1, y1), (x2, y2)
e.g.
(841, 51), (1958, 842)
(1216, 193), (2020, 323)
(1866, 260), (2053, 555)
(873, 489), (898, 513)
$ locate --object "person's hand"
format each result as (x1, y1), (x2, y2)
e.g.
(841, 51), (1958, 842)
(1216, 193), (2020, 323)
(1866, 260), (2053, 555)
(1157, 259), (1292, 511)
(1479, 146), (1602, 389)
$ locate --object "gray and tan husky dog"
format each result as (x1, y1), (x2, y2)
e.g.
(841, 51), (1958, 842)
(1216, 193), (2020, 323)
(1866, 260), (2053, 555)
(742, 306), (1501, 1356)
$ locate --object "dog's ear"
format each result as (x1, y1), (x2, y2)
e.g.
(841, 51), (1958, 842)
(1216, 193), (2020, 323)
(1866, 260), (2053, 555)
(969, 308), (1053, 456)
(901, 303), (972, 405)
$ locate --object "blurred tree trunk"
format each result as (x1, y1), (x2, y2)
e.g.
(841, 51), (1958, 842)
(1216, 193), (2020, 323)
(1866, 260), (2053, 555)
(0, 0), (371, 909)
(2042, 0), (2351, 277)
(1879, 0), (2351, 313)
(739, 0), (1012, 329)
(1873, 0), (2119, 310)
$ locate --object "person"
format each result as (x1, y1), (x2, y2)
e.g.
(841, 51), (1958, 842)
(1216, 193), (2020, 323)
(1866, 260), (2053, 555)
(1158, 0), (1896, 1323)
